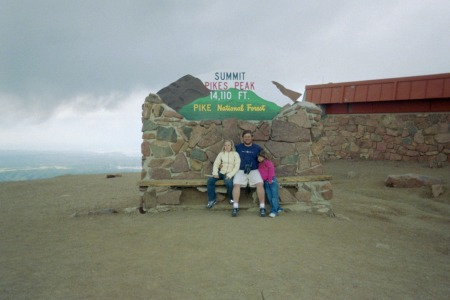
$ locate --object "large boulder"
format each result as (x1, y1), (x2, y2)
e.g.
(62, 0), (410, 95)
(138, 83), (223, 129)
(385, 174), (445, 188)
(157, 75), (210, 111)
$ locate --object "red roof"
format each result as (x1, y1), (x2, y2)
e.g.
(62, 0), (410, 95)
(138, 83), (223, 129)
(305, 73), (450, 104)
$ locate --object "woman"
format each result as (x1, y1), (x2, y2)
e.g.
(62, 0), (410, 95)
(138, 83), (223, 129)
(206, 140), (241, 208)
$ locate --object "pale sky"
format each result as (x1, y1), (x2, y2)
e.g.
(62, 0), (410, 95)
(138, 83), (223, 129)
(1, 0), (449, 155)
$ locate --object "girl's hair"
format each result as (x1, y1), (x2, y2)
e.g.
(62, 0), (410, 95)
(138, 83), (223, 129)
(222, 140), (236, 152)
(258, 150), (271, 160)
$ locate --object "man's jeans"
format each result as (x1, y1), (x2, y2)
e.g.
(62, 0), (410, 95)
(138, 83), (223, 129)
(264, 177), (280, 214)
(207, 173), (233, 202)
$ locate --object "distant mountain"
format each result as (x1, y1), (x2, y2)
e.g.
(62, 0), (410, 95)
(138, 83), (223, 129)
(0, 150), (141, 182)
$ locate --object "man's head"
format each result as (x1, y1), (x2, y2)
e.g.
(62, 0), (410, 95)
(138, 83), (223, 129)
(242, 130), (253, 146)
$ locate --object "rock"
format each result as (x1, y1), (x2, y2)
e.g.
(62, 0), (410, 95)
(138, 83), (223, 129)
(253, 122), (270, 141)
(190, 148), (208, 162)
(385, 174), (445, 188)
(151, 168), (172, 179)
(335, 214), (351, 221)
(320, 188), (333, 200)
(157, 190), (182, 205)
(188, 126), (206, 148)
(346, 171), (357, 179)
(142, 102), (152, 119)
(162, 110), (183, 119)
(435, 133), (450, 144)
(142, 119), (158, 132)
(150, 140), (174, 158)
(239, 121), (257, 132)
(279, 188), (298, 203)
(156, 206), (172, 212)
(141, 141), (150, 157)
(294, 190), (311, 202)
(275, 165), (297, 177)
(431, 184), (445, 198)
(152, 104), (164, 117)
(171, 153), (190, 173)
(287, 110), (311, 128)
(198, 124), (223, 148)
(170, 139), (185, 154)
(87, 208), (118, 216)
(265, 140), (296, 157)
(284, 202), (311, 212)
(317, 207), (332, 214)
(143, 190), (157, 208)
(70, 212), (80, 218)
(281, 155), (298, 165)
(222, 119), (240, 144)
(106, 174), (122, 179)
(429, 160), (443, 168)
(271, 120), (310, 142)
(149, 158), (174, 168)
(157, 75), (210, 111)
(157, 127), (178, 142)
(310, 140), (324, 155)
(124, 207), (139, 214)
(145, 93), (163, 104)
(189, 158), (203, 171)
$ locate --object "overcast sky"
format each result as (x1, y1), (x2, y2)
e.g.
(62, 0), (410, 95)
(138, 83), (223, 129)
(1, 0), (449, 155)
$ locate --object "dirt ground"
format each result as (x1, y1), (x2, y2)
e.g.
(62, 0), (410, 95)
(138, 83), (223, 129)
(0, 160), (449, 299)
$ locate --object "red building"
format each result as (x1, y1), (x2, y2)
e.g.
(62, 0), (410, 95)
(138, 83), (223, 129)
(305, 73), (450, 114)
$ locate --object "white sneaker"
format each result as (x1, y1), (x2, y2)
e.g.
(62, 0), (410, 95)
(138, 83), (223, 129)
(229, 199), (234, 205)
(269, 212), (277, 218)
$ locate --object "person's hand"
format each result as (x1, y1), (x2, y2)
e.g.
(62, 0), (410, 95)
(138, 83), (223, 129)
(213, 175), (219, 178)
(268, 180), (273, 184)
(226, 176), (231, 180)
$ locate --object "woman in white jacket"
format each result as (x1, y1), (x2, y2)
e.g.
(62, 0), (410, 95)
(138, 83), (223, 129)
(206, 140), (241, 208)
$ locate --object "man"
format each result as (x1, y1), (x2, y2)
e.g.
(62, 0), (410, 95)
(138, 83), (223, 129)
(231, 130), (266, 217)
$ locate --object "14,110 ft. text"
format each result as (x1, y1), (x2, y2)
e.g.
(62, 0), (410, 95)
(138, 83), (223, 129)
(210, 91), (248, 100)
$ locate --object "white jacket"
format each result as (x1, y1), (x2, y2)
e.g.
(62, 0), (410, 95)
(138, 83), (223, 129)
(212, 151), (241, 177)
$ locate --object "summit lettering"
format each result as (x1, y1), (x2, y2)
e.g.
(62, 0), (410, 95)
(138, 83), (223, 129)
(214, 72), (246, 80)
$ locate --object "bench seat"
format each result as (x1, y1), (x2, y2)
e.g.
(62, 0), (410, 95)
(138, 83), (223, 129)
(138, 175), (332, 188)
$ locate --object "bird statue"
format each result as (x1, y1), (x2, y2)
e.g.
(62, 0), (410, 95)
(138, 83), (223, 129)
(272, 81), (302, 102)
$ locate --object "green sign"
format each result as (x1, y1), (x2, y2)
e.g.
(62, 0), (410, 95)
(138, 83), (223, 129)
(179, 88), (281, 120)
(178, 72), (282, 120)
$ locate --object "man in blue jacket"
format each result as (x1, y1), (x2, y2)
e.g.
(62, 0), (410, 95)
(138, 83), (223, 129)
(231, 130), (266, 217)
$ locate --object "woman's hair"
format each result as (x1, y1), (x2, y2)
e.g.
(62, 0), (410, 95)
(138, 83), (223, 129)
(222, 140), (235, 152)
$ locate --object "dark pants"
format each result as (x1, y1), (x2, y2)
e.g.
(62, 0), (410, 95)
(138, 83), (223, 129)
(207, 173), (233, 202)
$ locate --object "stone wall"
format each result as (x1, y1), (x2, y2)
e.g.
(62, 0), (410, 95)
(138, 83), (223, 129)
(319, 113), (450, 163)
(140, 94), (333, 214)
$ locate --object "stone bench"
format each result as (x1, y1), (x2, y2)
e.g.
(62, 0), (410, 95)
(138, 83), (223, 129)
(138, 175), (332, 190)
(138, 174), (333, 214)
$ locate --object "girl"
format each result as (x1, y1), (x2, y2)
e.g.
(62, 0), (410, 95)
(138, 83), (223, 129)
(257, 150), (283, 217)
(206, 140), (241, 208)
